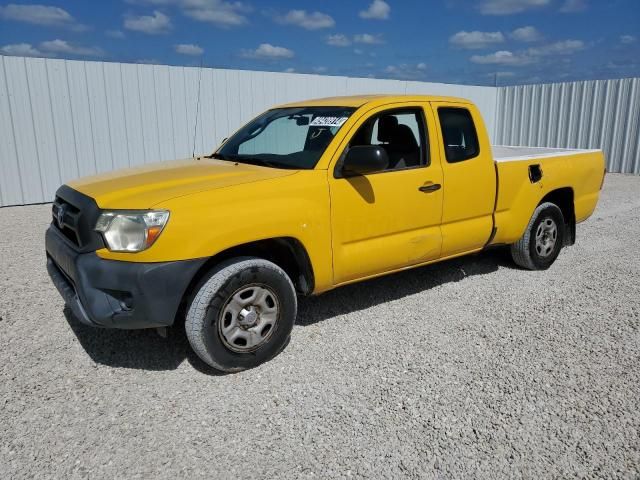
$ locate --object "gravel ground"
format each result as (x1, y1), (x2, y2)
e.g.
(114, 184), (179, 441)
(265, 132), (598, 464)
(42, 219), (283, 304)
(1, 174), (639, 479)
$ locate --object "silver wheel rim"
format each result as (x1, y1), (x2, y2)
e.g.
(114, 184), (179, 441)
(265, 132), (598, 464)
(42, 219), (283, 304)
(218, 284), (280, 353)
(535, 217), (558, 258)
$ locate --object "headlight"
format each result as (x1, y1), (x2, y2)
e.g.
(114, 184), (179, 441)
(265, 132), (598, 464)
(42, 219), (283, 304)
(95, 210), (169, 252)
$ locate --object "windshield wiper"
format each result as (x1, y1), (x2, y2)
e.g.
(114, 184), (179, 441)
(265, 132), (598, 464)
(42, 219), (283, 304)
(237, 157), (280, 168)
(228, 156), (296, 169)
(206, 152), (232, 160)
(207, 153), (296, 169)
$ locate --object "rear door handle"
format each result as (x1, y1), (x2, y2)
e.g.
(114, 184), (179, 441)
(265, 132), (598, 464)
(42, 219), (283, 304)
(418, 183), (441, 193)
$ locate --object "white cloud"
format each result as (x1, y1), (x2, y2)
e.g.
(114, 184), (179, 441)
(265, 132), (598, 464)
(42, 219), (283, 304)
(39, 39), (104, 57)
(181, 0), (250, 27)
(527, 40), (584, 56)
(312, 66), (328, 73)
(471, 39), (585, 66)
(449, 31), (504, 49)
(184, 8), (246, 26)
(510, 26), (542, 42)
(559, 0), (587, 13)
(242, 43), (294, 60)
(354, 33), (384, 45)
(0, 42), (45, 57)
(327, 33), (384, 47)
(326, 34), (351, 47)
(174, 43), (203, 55)
(284, 67), (296, 73)
(359, 0), (390, 20)
(384, 63), (428, 79)
(106, 29), (126, 39)
(277, 10), (335, 30)
(470, 50), (535, 66)
(620, 35), (637, 45)
(0, 3), (88, 30)
(0, 39), (103, 58)
(125, 0), (251, 27)
(124, 10), (171, 34)
(479, 0), (550, 15)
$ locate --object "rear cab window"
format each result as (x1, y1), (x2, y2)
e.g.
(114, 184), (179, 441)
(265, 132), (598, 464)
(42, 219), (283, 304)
(438, 107), (480, 163)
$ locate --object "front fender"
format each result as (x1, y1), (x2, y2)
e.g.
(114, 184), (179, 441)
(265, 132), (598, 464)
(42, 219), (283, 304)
(96, 170), (335, 293)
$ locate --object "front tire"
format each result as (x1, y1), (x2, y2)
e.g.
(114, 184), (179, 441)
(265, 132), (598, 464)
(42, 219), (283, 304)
(185, 257), (297, 372)
(510, 202), (565, 270)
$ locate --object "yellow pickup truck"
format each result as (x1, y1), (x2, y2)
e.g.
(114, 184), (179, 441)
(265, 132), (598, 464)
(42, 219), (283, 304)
(46, 94), (605, 371)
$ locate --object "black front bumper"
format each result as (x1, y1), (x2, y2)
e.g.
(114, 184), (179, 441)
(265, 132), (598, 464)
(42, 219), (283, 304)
(46, 226), (206, 329)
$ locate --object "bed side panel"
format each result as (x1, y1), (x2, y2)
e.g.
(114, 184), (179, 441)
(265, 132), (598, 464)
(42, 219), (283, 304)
(492, 151), (605, 245)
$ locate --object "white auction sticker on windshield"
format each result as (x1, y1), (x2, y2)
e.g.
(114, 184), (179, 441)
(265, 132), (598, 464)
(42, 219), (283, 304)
(310, 116), (348, 127)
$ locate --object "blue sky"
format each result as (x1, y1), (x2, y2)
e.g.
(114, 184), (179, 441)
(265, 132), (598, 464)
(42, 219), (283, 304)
(0, 0), (638, 86)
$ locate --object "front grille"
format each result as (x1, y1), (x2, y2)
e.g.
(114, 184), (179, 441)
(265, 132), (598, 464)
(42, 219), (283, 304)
(50, 185), (105, 252)
(52, 197), (81, 246)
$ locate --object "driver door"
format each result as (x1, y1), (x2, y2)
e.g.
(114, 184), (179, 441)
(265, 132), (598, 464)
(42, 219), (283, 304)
(328, 103), (444, 284)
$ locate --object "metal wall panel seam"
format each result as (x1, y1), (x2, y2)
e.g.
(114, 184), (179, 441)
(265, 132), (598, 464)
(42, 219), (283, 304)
(101, 62), (115, 171)
(7, 56), (42, 202)
(23, 57), (47, 202)
(618, 79), (635, 173)
(118, 62), (132, 167)
(62, 60), (81, 181)
(165, 65), (177, 159)
(43, 59), (63, 195)
(135, 64), (147, 162)
(630, 79), (640, 172)
(0, 56), (24, 204)
(150, 65), (162, 161)
(82, 61), (98, 175)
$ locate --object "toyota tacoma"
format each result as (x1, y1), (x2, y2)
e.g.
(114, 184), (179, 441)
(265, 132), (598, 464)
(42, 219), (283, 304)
(46, 95), (606, 372)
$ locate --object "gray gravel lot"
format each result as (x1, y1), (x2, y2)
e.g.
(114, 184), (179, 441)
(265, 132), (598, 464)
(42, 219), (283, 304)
(1, 174), (639, 479)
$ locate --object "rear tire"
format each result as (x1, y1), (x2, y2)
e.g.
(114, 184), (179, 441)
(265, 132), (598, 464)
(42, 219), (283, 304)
(185, 257), (297, 372)
(510, 202), (565, 270)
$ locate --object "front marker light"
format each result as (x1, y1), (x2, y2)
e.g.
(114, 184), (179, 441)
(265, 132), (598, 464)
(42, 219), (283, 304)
(95, 210), (170, 252)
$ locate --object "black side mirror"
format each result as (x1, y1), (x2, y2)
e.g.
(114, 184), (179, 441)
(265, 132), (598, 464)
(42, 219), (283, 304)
(341, 145), (389, 177)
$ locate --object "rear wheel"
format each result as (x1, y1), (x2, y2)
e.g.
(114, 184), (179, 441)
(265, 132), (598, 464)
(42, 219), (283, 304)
(185, 257), (297, 372)
(510, 202), (565, 270)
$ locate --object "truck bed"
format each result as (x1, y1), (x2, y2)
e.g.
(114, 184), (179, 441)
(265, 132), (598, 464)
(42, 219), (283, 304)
(490, 144), (605, 247)
(492, 145), (601, 162)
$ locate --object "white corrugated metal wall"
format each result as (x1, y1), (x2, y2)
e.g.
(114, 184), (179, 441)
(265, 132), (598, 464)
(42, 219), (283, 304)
(495, 78), (640, 174)
(3, 56), (636, 207)
(0, 56), (497, 207)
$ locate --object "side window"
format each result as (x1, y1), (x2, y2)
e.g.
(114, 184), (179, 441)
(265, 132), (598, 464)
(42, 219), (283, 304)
(438, 107), (479, 163)
(349, 108), (428, 171)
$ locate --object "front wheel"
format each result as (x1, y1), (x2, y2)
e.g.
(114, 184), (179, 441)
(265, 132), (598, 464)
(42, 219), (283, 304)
(185, 257), (297, 372)
(510, 202), (565, 270)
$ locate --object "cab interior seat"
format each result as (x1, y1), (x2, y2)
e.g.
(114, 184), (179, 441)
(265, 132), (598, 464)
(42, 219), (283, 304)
(377, 116), (420, 169)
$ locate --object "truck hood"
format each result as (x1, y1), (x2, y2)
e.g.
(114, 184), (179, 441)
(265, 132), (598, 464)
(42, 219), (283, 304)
(67, 158), (298, 209)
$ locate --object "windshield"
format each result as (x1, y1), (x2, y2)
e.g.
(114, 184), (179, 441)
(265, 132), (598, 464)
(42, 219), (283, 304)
(216, 107), (356, 169)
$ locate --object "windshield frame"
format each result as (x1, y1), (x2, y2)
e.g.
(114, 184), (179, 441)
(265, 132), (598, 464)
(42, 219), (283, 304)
(214, 106), (357, 170)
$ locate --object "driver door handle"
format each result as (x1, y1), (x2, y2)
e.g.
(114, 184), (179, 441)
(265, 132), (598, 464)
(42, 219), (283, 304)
(418, 183), (441, 193)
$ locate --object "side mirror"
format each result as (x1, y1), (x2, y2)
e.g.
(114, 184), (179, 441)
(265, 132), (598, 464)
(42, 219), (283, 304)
(341, 145), (389, 177)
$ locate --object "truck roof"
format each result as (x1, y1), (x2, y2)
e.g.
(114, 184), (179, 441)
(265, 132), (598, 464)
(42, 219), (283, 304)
(277, 94), (472, 109)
